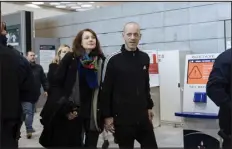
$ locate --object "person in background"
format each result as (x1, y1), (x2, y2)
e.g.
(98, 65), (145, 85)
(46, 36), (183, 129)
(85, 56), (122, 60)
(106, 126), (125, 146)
(39, 44), (72, 147)
(100, 22), (158, 149)
(0, 20), (36, 149)
(40, 44), (72, 127)
(206, 48), (231, 149)
(21, 51), (49, 139)
(47, 44), (72, 86)
(40, 28), (105, 148)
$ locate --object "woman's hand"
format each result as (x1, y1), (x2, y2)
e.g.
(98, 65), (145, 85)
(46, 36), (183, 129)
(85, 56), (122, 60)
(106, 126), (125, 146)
(67, 111), (78, 120)
(104, 117), (115, 133)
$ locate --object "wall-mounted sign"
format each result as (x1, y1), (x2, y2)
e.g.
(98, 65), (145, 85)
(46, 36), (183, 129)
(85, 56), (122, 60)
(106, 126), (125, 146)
(40, 45), (56, 73)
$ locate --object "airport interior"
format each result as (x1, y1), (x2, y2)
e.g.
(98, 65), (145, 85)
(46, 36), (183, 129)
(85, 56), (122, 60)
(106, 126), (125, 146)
(1, 1), (231, 148)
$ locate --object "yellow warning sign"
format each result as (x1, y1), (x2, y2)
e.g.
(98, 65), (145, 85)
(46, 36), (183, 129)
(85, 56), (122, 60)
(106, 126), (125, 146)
(188, 66), (202, 79)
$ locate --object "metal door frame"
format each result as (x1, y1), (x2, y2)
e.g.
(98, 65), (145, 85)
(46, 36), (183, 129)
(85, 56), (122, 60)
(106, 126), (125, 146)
(223, 19), (231, 51)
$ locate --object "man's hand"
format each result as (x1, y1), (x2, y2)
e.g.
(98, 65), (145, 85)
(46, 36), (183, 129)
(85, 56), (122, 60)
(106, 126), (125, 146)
(104, 117), (115, 133)
(43, 92), (48, 97)
(148, 109), (154, 121)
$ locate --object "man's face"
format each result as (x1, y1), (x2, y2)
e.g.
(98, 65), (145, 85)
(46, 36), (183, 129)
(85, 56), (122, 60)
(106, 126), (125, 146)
(27, 52), (36, 63)
(123, 23), (141, 50)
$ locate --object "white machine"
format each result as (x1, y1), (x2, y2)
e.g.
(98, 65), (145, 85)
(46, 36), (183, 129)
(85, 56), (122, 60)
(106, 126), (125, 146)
(175, 53), (221, 148)
(182, 53), (220, 114)
(143, 50), (159, 87)
(158, 50), (191, 125)
(142, 50), (160, 127)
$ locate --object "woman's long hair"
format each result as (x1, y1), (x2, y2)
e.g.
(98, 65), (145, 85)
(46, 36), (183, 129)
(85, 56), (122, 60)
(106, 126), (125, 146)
(72, 28), (103, 57)
(51, 44), (71, 64)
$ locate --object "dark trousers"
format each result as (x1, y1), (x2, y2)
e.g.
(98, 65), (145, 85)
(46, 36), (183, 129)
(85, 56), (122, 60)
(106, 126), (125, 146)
(1, 121), (21, 149)
(82, 118), (99, 148)
(49, 117), (83, 148)
(114, 119), (158, 149)
(222, 139), (231, 149)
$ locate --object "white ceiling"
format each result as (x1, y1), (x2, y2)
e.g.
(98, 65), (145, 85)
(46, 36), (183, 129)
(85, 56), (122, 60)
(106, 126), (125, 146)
(13, 1), (124, 12)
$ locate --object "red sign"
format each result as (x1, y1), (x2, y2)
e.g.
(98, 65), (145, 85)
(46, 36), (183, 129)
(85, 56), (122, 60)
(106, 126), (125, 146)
(149, 54), (158, 74)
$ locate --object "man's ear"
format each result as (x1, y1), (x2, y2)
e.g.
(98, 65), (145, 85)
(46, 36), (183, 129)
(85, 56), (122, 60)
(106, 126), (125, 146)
(122, 32), (124, 38)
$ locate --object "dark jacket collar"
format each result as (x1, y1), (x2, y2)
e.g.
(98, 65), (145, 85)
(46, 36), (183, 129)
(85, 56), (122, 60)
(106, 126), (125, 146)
(30, 62), (37, 67)
(120, 44), (139, 55)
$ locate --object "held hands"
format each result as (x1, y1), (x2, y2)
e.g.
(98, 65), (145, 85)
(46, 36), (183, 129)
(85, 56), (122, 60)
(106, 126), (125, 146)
(43, 92), (48, 97)
(104, 117), (115, 133)
(104, 111), (154, 132)
(67, 111), (78, 120)
(148, 109), (154, 121)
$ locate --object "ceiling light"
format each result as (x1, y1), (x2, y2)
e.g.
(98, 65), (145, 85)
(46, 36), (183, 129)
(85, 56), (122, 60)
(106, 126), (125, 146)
(89, 2), (95, 3)
(50, 2), (60, 6)
(81, 4), (92, 8)
(61, 2), (71, 4)
(77, 2), (82, 5)
(76, 9), (88, 11)
(71, 6), (81, 9)
(56, 5), (67, 8)
(25, 4), (41, 8)
(32, 2), (44, 5)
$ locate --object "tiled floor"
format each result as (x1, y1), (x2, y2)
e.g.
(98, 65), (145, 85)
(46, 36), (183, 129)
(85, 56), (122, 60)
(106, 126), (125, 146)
(19, 109), (184, 148)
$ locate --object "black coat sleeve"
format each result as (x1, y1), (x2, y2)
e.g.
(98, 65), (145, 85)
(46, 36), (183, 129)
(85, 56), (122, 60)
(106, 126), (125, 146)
(100, 57), (115, 119)
(53, 53), (72, 87)
(40, 65), (49, 92)
(206, 51), (231, 107)
(145, 55), (154, 109)
(47, 63), (59, 86)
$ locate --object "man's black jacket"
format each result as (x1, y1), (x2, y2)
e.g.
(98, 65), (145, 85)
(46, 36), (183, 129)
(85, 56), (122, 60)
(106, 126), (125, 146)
(29, 63), (49, 99)
(207, 48), (231, 135)
(100, 44), (154, 125)
(0, 44), (37, 121)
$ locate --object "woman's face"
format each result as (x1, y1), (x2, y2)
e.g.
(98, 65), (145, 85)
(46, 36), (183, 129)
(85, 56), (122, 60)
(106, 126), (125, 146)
(59, 47), (70, 59)
(81, 31), (96, 52)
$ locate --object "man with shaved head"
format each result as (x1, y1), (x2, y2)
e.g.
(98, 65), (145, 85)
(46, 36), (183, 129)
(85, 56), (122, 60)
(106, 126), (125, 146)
(21, 51), (48, 139)
(100, 22), (158, 149)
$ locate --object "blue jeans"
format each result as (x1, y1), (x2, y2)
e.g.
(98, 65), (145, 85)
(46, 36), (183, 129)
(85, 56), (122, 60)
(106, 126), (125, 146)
(21, 102), (35, 133)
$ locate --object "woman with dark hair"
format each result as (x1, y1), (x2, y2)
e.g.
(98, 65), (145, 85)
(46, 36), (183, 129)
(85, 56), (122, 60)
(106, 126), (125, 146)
(40, 28), (105, 148)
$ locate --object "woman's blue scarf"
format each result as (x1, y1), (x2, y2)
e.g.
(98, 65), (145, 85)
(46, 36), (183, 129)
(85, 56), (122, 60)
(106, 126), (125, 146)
(78, 53), (98, 89)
